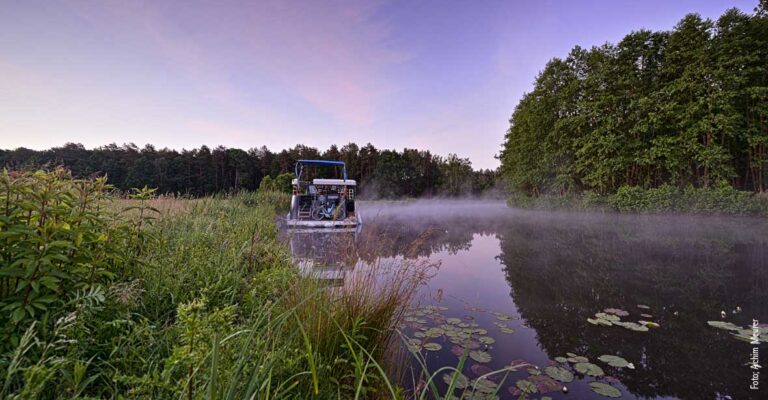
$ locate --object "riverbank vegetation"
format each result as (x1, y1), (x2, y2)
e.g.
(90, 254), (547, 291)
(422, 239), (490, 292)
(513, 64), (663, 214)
(500, 4), (768, 214)
(509, 183), (768, 215)
(0, 169), (443, 399)
(0, 143), (499, 199)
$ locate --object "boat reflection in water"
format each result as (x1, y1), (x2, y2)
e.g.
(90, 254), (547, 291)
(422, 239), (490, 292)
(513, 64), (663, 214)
(286, 200), (768, 400)
(288, 227), (360, 288)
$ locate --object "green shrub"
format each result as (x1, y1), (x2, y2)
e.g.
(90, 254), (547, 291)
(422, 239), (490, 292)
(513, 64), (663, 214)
(257, 173), (293, 194)
(0, 169), (134, 350)
(273, 172), (294, 194)
(608, 183), (768, 215)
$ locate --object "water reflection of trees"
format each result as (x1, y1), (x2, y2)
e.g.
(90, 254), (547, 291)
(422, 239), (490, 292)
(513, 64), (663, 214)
(289, 210), (768, 399)
(496, 215), (768, 400)
(289, 215), (503, 266)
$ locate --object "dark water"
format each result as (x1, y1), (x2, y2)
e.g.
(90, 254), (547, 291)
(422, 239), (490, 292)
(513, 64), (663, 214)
(288, 201), (768, 400)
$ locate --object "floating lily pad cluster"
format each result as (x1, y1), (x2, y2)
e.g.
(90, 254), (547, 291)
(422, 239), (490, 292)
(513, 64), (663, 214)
(403, 304), (632, 398)
(441, 370), (501, 400)
(707, 320), (768, 343)
(543, 352), (631, 397)
(402, 304), (522, 358)
(587, 306), (661, 332)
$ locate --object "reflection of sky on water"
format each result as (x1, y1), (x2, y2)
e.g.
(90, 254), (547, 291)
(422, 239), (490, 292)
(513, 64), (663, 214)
(288, 202), (768, 399)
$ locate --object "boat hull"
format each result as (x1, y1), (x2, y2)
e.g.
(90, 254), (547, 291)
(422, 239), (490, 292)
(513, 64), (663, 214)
(285, 213), (361, 230)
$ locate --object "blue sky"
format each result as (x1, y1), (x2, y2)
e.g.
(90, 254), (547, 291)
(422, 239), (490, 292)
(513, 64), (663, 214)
(0, 0), (756, 169)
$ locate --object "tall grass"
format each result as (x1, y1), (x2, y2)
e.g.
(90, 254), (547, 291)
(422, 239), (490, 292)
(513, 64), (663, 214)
(285, 255), (434, 397)
(0, 172), (485, 399)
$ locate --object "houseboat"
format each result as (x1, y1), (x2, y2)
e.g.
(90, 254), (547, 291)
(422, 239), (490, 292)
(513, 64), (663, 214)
(286, 160), (361, 229)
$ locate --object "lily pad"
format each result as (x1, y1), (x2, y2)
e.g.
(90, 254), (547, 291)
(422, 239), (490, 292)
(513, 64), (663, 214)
(493, 312), (513, 321)
(499, 326), (515, 334)
(442, 371), (469, 389)
(469, 350), (492, 363)
(527, 367), (541, 375)
(574, 362), (604, 376)
(447, 317), (462, 325)
(639, 320), (660, 328)
(544, 366), (574, 383)
(405, 338), (421, 353)
(637, 304), (650, 310)
(450, 345), (465, 357)
(515, 379), (537, 394)
(590, 382), (621, 398)
(554, 356), (568, 363)
(528, 375), (562, 394)
(465, 341), (481, 350)
(566, 356), (589, 363)
(604, 308), (630, 317)
(413, 331), (425, 338)
(424, 342), (442, 351)
(425, 327), (445, 337)
(595, 312), (620, 322)
(473, 378), (499, 394)
(471, 363), (493, 377)
(597, 355), (631, 368)
(621, 322), (649, 332)
(707, 321), (741, 331)
(595, 318), (614, 327)
(479, 336), (496, 345)
(640, 313), (653, 318)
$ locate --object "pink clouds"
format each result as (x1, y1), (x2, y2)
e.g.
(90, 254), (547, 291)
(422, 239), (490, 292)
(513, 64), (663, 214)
(66, 0), (406, 127)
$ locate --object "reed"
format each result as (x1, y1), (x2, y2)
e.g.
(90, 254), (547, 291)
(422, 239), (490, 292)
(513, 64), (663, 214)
(283, 234), (436, 397)
(0, 172), (477, 399)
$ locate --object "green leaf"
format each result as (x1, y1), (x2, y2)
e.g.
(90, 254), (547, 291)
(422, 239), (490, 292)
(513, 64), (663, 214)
(442, 372), (469, 389)
(706, 320), (741, 331)
(11, 308), (25, 323)
(544, 366), (574, 382)
(574, 362), (604, 376)
(598, 355), (632, 368)
(472, 378), (498, 394)
(469, 350), (492, 363)
(515, 379), (537, 394)
(423, 342), (442, 351)
(478, 336), (495, 345)
(590, 382), (622, 398)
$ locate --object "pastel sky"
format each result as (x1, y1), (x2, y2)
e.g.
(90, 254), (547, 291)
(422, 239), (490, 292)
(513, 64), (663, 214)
(0, 0), (756, 169)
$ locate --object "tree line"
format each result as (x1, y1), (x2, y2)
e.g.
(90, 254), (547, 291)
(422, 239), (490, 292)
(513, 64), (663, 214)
(500, 4), (768, 196)
(0, 142), (499, 198)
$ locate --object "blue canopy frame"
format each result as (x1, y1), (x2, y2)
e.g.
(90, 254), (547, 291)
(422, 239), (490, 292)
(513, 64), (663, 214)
(295, 159), (347, 181)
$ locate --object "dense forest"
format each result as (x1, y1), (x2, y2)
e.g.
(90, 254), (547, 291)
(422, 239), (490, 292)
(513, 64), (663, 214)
(0, 143), (498, 198)
(500, 5), (768, 196)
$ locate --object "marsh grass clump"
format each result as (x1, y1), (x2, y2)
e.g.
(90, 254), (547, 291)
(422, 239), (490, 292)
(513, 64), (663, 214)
(284, 232), (436, 397)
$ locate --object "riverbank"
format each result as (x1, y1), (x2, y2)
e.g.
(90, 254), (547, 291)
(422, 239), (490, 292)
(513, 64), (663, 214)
(508, 184), (768, 216)
(0, 170), (420, 399)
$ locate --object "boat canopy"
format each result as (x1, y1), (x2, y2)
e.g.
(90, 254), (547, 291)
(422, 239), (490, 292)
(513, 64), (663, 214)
(295, 159), (348, 181)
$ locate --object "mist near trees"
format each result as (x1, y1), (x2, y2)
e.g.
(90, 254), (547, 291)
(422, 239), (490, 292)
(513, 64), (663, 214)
(500, 5), (768, 196)
(0, 142), (499, 198)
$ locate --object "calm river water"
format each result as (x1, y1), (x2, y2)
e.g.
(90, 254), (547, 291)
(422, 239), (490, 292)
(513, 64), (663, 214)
(288, 201), (768, 399)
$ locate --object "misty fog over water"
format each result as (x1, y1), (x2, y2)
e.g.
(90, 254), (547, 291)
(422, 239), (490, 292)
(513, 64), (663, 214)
(290, 200), (768, 399)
